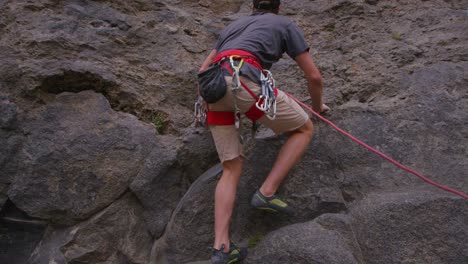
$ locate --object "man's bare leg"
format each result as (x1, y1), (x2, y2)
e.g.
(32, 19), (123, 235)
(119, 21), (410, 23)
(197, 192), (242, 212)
(213, 157), (243, 252)
(260, 119), (314, 197)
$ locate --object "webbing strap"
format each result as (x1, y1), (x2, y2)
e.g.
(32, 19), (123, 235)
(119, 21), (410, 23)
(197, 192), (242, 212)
(206, 111), (235, 125)
(245, 88), (278, 121)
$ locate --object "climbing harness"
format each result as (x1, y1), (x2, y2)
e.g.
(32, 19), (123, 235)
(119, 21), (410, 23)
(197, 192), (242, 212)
(198, 50), (278, 128)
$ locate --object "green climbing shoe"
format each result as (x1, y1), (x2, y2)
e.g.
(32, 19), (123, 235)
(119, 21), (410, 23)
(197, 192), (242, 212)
(211, 242), (247, 264)
(250, 189), (295, 216)
(227, 242), (247, 263)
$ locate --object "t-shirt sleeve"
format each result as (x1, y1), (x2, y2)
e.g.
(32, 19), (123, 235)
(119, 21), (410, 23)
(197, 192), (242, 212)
(284, 22), (310, 59)
(214, 34), (222, 50)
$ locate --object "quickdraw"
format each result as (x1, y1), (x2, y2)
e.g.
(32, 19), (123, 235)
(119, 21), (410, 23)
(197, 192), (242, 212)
(228, 56), (244, 129)
(230, 56), (244, 91)
(194, 92), (206, 127)
(257, 70), (277, 120)
(227, 55), (277, 122)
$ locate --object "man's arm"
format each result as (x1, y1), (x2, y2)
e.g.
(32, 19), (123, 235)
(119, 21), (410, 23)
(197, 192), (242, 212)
(199, 49), (218, 73)
(294, 51), (328, 113)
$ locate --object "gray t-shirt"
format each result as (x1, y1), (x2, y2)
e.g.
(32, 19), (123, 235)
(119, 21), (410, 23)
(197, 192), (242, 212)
(215, 12), (309, 83)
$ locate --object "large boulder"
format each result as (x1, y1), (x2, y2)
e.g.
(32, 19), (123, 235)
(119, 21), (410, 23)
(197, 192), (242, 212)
(0, 97), (23, 208)
(8, 91), (157, 224)
(150, 121), (467, 263)
(27, 193), (152, 264)
(245, 220), (359, 264)
(130, 127), (217, 238)
(151, 164), (223, 264)
(350, 189), (468, 264)
(0, 96), (18, 129)
(129, 136), (181, 238)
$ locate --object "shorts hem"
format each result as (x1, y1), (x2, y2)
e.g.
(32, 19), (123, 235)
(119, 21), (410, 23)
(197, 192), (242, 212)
(220, 154), (246, 164)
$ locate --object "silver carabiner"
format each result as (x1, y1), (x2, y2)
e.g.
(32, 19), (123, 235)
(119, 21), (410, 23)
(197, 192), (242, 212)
(265, 98), (276, 120)
(265, 70), (275, 89)
(230, 57), (242, 90)
(256, 95), (269, 111)
(252, 70), (277, 120)
(193, 96), (206, 127)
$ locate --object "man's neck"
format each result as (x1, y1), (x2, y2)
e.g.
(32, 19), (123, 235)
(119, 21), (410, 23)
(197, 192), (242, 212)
(252, 9), (278, 15)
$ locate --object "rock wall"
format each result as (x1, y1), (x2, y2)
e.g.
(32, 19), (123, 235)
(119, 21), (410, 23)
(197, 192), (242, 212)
(0, 0), (466, 263)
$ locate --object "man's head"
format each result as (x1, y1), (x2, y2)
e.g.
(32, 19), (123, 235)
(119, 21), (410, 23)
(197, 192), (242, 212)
(253, 0), (281, 14)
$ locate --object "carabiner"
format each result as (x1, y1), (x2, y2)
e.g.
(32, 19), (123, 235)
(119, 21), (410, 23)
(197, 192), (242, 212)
(265, 98), (276, 120)
(230, 56), (244, 90)
(193, 96), (206, 127)
(256, 95), (269, 111)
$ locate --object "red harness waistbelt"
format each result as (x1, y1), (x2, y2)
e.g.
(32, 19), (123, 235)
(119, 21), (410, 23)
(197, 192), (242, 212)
(213, 50), (263, 70)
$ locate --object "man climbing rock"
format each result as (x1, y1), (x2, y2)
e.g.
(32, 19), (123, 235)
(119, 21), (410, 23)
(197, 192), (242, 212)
(197, 1), (329, 263)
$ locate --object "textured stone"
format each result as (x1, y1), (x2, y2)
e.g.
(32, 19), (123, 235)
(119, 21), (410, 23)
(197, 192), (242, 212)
(0, 97), (17, 129)
(8, 91), (157, 224)
(0, 0), (466, 263)
(152, 164), (222, 264)
(0, 98), (22, 208)
(130, 127), (217, 238)
(245, 220), (359, 264)
(28, 193), (152, 264)
(350, 189), (468, 264)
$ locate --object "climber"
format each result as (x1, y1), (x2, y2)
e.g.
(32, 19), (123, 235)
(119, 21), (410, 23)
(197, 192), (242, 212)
(197, 1), (329, 263)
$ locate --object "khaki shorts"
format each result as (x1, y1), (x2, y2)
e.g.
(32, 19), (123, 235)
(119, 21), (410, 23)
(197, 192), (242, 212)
(209, 76), (309, 163)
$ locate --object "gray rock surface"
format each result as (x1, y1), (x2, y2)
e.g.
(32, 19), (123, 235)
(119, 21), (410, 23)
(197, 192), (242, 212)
(27, 193), (152, 264)
(0, 0), (466, 263)
(0, 97), (22, 208)
(351, 189), (468, 264)
(245, 220), (359, 264)
(130, 128), (217, 237)
(8, 91), (157, 224)
(151, 164), (223, 264)
(0, 96), (18, 129)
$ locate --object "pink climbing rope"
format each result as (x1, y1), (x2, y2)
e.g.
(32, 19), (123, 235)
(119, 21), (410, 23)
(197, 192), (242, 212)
(286, 92), (468, 199)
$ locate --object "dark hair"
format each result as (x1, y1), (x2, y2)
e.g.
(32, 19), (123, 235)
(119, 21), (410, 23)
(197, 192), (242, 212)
(253, 0), (281, 10)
